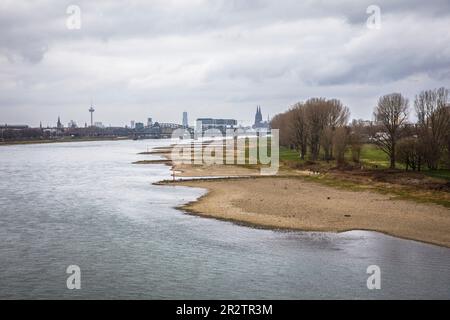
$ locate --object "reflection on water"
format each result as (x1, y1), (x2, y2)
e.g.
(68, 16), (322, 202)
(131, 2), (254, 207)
(0, 140), (449, 299)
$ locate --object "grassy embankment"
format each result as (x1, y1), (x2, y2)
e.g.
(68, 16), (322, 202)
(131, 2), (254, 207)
(281, 143), (450, 178)
(277, 144), (450, 207)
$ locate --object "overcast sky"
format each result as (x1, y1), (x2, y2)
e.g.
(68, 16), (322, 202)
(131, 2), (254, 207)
(1, 0), (450, 127)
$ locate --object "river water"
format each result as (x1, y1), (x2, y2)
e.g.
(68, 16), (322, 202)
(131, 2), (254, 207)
(0, 140), (449, 299)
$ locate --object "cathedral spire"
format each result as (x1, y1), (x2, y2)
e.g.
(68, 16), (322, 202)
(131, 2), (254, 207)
(254, 105), (263, 127)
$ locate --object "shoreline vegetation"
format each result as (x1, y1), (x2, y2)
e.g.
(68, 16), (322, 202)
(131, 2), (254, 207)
(137, 140), (450, 248)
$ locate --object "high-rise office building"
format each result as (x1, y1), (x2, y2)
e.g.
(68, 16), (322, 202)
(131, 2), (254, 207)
(182, 112), (188, 127)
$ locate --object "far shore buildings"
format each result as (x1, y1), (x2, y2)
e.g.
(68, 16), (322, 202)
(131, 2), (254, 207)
(2, 105), (275, 141)
(196, 118), (237, 134)
(0, 124), (29, 129)
(68, 120), (77, 128)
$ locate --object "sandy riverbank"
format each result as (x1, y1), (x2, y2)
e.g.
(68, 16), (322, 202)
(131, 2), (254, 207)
(141, 144), (450, 247)
(145, 142), (265, 177)
(170, 176), (450, 248)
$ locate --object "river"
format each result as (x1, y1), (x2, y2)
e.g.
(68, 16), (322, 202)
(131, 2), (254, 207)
(0, 140), (449, 299)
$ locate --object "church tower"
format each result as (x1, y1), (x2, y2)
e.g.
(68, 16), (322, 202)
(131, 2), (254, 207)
(254, 106), (263, 126)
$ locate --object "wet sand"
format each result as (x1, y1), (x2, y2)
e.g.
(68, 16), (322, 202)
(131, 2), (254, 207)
(173, 177), (450, 248)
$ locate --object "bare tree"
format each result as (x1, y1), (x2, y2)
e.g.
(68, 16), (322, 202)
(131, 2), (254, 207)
(272, 97), (350, 163)
(414, 87), (450, 170)
(447, 107), (450, 169)
(328, 99), (351, 127)
(373, 93), (409, 169)
(290, 103), (308, 159)
(322, 99), (350, 160)
(304, 98), (329, 161)
(334, 126), (349, 166)
(349, 119), (365, 163)
(271, 111), (293, 148)
(396, 136), (423, 171)
(320, 126), (334, 161)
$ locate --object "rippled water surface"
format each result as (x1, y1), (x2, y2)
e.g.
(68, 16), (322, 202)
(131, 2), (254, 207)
(0, 140), (449, 299)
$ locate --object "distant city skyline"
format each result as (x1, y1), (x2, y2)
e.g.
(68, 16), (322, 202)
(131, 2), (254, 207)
(1, 1), (450, 127)
(4, 104), (266, 128)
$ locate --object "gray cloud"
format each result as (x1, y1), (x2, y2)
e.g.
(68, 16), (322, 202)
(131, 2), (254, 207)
(0, 0), (450, 126)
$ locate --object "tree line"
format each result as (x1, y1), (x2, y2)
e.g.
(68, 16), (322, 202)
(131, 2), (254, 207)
(270, 87), (450, 170)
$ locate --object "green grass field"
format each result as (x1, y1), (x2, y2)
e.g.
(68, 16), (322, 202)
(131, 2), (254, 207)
(278, 144), (390, 166)
(358, 144), (391, 168)
(278, 143), (450, 181)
